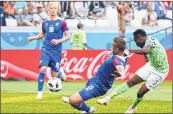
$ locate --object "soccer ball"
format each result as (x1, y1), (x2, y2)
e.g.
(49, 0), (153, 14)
(47, 77), (63, 92)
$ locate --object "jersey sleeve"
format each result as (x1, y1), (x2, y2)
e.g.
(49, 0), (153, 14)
(113, 58), (122, 67)
(42, 22), (45, 33)
(144, 37), (158, 48)
(113, 57), (126, 76)
(62, 20), (69, 32)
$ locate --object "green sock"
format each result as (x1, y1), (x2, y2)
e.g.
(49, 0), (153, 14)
(131, 97), (143, 108)
(108, 83), (129, 99)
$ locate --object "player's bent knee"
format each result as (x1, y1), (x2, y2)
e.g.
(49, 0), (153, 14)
(39, 66), (48, 72)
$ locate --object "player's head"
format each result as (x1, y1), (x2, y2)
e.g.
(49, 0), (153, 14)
(77, 22), (84, 30)
(133, 29), (147, 48)
(48, 2), (58, 16)
(112, 37), (126, 55)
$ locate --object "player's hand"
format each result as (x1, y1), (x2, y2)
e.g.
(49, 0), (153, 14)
(27, 37), (34, 42)
(117, 4), (124, 15)
(111, 70), (121, 77)
(50, 39), (61, 45)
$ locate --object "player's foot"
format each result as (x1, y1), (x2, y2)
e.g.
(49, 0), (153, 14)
(125, 105), (137, 113)
(81, 107), (95, 114)
(62, 96), (69, 103)
(36, 92), (42, 99)
(97, 96), (110, 105)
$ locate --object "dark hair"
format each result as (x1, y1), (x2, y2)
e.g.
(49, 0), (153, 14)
(133, 29), (147, 37)
(113, 37), (126, 52)
(77, 22), (84, 29)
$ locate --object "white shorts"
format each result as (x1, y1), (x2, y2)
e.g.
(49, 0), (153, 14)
(135, 62), (168, 90)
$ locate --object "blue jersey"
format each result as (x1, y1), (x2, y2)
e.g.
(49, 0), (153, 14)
(79, 53), (128, 101)
(91, 53), (127, 91)
(42, 17), (68, 55)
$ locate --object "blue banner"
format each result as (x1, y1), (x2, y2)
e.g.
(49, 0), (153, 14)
(1, 30), (172, 50)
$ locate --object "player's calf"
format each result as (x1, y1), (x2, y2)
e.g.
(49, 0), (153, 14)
(127, 74), (144, 87)
(36, 66), (48, 99)
(68, 93), (93, 113)
(69, 92), (83, 105)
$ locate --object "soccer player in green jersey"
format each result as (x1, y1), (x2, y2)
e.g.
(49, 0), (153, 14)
(97, 29), (169, 113)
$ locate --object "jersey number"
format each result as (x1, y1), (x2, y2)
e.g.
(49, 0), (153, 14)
(56, 62), (60, 70)
(49, 27), (54, 32)
(85, 86), (94, 91)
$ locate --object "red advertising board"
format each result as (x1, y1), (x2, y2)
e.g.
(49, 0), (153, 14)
(1, 50), (172, 81)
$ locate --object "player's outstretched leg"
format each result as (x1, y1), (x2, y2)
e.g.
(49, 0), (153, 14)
(97, 74), (144, 105)
(62, 93), (95, 113)
(36, 66), (48, 99)
(125, 83), (149, 113)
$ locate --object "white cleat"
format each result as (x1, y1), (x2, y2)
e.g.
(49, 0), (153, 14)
(36, 93), (42, 99)
(81, 107), (95, 114)
(61, 69), (66, 81)
(125, 105), (137, 114)
(97, 96), (110, 105)
(62, 96), (69, 103)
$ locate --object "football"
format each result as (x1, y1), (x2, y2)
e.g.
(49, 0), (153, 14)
(47, 77), (63, 92)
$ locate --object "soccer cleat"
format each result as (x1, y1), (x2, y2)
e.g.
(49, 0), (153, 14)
(81, 107), (95, 114)
(61, 69), (66, 81)
(97, 96), (110, 105)
(125, 105), (137, 113)
(36, 93), (42, 99)
(62, 96), (69, 103)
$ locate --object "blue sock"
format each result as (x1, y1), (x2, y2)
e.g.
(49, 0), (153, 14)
(38, 71), (45, 91)
(71, 102), (90, 112)
(57, 70), (62, 78)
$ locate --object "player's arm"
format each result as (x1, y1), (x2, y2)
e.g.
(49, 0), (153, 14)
(118, 13), (125, 34)
(117, 4), (125, 35)
(129, 45), (151, 55)
(112, 58), (125, 77)
(28, 23), (45, 41)
(51, 31), (70, 45)
(112, 65), (125, 77)
(59, 31), (70, 43)
(50, 20), (70, 45)
(28, 32), (45, 41)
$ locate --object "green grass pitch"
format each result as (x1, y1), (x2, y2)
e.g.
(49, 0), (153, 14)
(1, 81), (172, 113)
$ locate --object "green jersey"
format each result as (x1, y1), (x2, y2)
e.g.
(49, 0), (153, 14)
(71, 30), (86, 50)
(144, 36), (169, 73)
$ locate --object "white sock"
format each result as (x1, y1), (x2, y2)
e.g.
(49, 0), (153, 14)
(38, 91), (42, 95)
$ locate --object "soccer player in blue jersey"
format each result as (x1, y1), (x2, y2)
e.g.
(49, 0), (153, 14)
(62, 38), (128, 113)
(28, 2), (70, 99)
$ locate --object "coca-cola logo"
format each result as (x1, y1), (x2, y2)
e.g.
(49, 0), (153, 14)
(59, 51), (111, 80)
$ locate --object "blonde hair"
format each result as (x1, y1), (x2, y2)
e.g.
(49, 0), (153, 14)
(48, 2), (59, 8)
